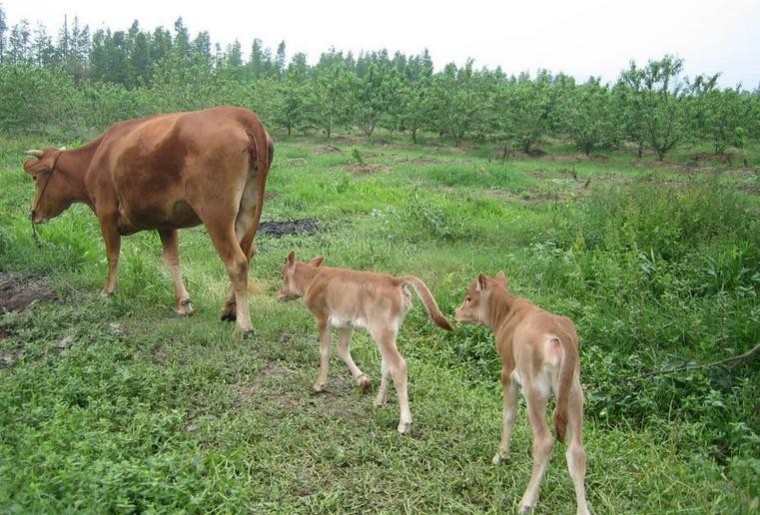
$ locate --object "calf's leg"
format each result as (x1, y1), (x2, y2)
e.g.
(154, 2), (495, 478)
(493, 368), (519, 464)
(313, 317), (332, 392)
(335, 327), (370, 391)
(373, 326), (411, 434)
(520, 386), (553, 513)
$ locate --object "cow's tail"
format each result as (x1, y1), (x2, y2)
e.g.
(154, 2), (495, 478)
(554, 334), (578, 443)
(399, 276), (453, 331)
(240, 118), (273, 255)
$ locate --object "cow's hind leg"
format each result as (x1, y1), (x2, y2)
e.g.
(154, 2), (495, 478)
(158, 229), (192, 316)
(206, 222), (253, 334)
(221, 175), (262, 322)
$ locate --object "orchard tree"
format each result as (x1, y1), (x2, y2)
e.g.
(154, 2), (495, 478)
(623, 55), (690, 160)
(312, 60), (355, 138)
(562, 77), (619, 155)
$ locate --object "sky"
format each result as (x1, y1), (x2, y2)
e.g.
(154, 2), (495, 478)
(4, 0), (759, 87)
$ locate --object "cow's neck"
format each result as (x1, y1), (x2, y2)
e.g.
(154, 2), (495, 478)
(55, 140), (99, 208)
(486, 288), (517, 332)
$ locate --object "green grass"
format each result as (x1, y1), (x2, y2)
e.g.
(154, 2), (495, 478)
(1, 135), (759, 513)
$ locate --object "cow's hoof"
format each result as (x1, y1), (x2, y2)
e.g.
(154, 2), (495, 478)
(357, 374), (371, 393)
(519, 505), (535, 514)
(397, 421), (412, 434)
(100, 289), (115, 297)
(374, 394), (388, 407)
(240, 328), (255, 338)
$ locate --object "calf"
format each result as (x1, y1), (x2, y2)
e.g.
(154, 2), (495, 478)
(455, 273), (590, 515)
(277, 251), (453, 433)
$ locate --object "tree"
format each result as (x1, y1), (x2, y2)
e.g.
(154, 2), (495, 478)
(0, 3), (7, 63)
(273, 54), (310, 136)
(312, 60), (355, 138)
(562, 78), (619, 155)
(8, 19), (31, 64)
(621, 55), (690, 161)
(32, 23), (55, 67)
(226, 40), (243, 67)
(274, 40), (286, 76)
(690, 79), (751, 155)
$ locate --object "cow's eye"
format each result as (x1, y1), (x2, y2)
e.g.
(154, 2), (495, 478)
(466, 296), (471, 303)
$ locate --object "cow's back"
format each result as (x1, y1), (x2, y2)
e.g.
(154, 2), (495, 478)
(87, 107), (266, 231)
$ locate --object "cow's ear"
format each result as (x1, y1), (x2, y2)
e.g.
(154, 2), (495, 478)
(477, 274), (488, 291)
(286, 251), (295, 265)
(310, 256), (324, 267)
(495, 271), (508, 288)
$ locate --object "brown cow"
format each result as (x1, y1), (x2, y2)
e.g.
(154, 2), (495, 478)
(22, 106), (273, 334)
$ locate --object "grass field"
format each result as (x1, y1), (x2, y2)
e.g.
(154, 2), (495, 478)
(1, 134), (759, 514)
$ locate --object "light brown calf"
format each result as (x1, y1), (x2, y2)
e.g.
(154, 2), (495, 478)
(455, 273), (590, 515)
(277, 251), (453, 433)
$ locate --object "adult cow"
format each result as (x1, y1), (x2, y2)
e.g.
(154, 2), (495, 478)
(22, 106), (273, 334)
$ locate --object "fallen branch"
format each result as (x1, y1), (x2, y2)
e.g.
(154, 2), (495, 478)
(632, 343), (760, 380)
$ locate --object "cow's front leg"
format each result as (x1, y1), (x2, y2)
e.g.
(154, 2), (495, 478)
(99, 218), (121, 295)
(158, 229), (193, 316)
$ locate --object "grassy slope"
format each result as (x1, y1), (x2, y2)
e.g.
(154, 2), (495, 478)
(1, 135), (758, 513)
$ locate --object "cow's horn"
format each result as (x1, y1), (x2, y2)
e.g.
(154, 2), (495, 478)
(25, 149), (44, 158)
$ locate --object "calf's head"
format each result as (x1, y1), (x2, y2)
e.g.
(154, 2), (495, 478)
(455, 272), (508, 325)
(23, 148), (69, 224)
(277, 251), (324, 301)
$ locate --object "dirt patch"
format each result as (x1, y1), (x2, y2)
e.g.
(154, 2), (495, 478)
(258, 219), (320, 238)
(0, 273), (57, 313)
(233, 362), (302, 409)
(0, 348), (24, 368)
(343, 163), (387, 175)
(314, 144), (343, 155)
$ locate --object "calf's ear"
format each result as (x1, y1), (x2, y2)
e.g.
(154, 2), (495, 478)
(286, 251), (296, 265)
(477, 274), (488, 291)
(310, 256), (325, 267)
(495, 271), (508, 287)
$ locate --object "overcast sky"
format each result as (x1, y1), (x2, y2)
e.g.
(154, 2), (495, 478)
(4, 0), (759, 87)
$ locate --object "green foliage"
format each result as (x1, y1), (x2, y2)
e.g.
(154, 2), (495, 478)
(562, 78), (619, 155)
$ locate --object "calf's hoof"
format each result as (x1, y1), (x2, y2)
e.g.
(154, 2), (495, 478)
(397, 421), (412, 434)
(357, 374), (371, 393)
(312, 382), (327, 393)
(176, 299), (194, 316)
(519, 504), (535, 514)
(492, 452), (508, 465)
(374, 394), (388, 407)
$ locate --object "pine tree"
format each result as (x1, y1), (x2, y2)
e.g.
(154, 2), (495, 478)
(0, 3), (7, 64)
(32, 23), (55, 67)
(275, 40), (286, 76)
(8, 19), (31, 64)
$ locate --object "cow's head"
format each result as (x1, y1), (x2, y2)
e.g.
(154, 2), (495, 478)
(23, 148), (68, 224)
(277, 251), (324, 301)
(455, 272), (509, 325)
